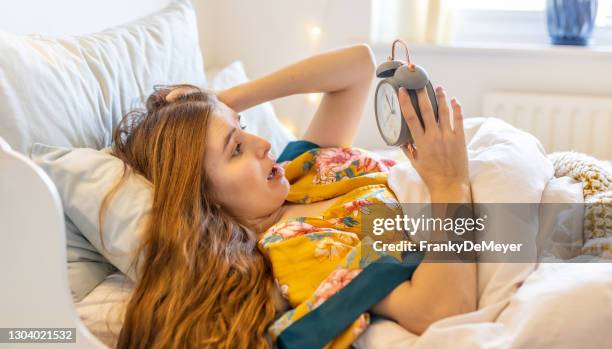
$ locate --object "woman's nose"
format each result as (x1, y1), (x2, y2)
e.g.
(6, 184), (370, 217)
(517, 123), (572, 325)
(253, 134), (273, 159)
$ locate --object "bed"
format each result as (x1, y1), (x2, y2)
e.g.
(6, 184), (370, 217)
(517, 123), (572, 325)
(1, 1), (611, 348)
(68, 117), (612, 349)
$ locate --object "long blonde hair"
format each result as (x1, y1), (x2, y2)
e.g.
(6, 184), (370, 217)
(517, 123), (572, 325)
(101, 85), (276, 348)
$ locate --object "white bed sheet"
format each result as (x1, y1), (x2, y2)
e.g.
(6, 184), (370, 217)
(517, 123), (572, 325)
(76, 272), (132, 348)
(356, 261), (612, 349)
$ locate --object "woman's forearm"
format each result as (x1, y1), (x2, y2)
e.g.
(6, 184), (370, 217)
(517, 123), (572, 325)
(429, 183), (472, 204)
(372, 184), (477, 335)
(217, 44), (375, 112)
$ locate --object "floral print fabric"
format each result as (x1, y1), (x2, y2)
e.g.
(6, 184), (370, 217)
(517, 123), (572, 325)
(259, 147), (400, 348)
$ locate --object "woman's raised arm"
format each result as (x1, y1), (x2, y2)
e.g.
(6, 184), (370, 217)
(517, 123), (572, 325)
(371, 86), (477, 335)
(216, 44), (375, 147)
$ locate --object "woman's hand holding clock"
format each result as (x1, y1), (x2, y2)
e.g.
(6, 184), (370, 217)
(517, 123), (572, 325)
(398, 86), (471, 203)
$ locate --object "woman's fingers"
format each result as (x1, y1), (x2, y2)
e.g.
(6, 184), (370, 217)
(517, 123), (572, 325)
(400, 143), (418, 164)
(436, 86), (452, 134)
(416, 88), (436, 132)
(451, 98), (464, 139)
(399, 87), (424, 142)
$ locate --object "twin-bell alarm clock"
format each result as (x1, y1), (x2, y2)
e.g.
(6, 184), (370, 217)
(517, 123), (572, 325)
(374, 39), (439, 146)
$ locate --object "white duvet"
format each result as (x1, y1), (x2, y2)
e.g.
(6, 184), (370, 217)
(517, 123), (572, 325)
(355, 117), (612, 349)
(77, 118), (612, 349)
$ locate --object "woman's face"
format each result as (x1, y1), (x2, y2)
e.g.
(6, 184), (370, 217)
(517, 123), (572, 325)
(205, 102), (290, 221)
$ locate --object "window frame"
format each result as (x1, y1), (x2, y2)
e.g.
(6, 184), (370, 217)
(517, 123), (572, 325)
(452, 6), (612, 46)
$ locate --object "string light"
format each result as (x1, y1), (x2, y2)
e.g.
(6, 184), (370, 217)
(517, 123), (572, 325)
(307, 93), (322, 104)
(309, 25), (322, 41)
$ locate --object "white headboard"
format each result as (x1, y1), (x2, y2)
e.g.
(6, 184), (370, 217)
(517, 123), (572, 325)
(0, 0), (171, 35)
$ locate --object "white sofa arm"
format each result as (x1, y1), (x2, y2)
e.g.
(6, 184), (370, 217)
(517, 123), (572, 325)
(0, 138), (105, 348)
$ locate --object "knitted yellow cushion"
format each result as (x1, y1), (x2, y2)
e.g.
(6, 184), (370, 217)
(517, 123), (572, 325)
(549, 152), (612, 259)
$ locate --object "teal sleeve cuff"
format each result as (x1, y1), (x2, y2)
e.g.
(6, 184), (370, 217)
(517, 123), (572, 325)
(276, 140), (319, 162)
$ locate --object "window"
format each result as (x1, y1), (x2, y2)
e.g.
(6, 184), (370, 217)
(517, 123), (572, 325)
(600, 0), (612, 26)
(456, 0), (610, 26)
(453, 0), (612, 44)
(370, 0), (612, 46)
(454, 0), (544, 11)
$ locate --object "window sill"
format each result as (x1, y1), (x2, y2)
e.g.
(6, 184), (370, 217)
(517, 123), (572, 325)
(370, 41), (612, 60)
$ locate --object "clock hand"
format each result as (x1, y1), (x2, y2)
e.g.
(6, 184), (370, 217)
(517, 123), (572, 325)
(385, 94), (392, 111)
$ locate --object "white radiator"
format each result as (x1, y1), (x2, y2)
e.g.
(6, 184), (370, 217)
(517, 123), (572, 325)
(482, 92), (612, 160)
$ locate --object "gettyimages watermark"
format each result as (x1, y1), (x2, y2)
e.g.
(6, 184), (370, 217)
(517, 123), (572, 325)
(360, 203), (611, 263)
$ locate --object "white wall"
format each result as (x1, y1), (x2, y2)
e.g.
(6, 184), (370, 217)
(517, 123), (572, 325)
(195, 0), (612, 150)
(195, 0), (373, 141)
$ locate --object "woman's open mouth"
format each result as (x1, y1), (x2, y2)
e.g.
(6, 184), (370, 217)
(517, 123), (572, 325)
(267, 163), (285, 181)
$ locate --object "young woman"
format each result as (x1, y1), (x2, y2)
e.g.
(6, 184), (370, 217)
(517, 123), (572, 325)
(110, 44), (477, 348)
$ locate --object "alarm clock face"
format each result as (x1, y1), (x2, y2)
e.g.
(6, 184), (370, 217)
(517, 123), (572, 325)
(375, 81), (403, 145)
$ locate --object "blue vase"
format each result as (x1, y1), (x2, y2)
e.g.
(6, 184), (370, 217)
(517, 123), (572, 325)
(547, 0), (598, 45)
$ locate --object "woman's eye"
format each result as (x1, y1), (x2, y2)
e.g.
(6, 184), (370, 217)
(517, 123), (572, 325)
(232, 143), (242, 157)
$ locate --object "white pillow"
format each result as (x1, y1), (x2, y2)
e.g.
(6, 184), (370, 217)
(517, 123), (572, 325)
(75, 272), (133, 348)
(64, 216), (118, 302)
(7, 0), (204, 302)
(0, 0), (205, 155)
(207, 61), (295, 157)
(537, 176), (585, 260)
(32, 144), (152, 295)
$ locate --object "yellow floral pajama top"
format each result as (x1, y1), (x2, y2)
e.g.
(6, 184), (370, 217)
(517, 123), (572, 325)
(259, 141), (423, 349)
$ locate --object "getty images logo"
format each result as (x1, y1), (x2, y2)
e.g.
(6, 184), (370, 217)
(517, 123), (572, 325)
(372, 213), (487, 237)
